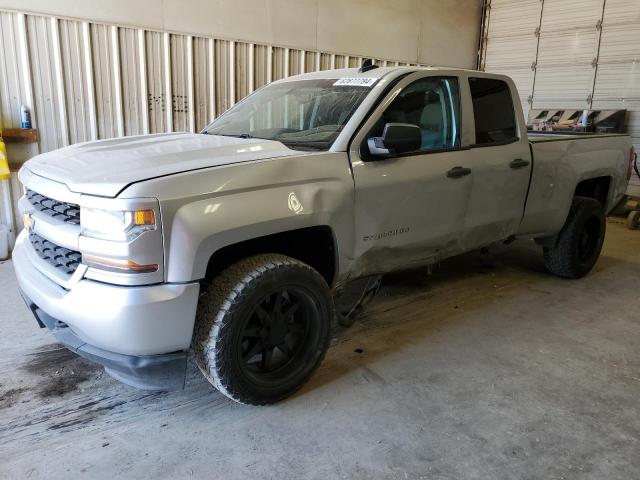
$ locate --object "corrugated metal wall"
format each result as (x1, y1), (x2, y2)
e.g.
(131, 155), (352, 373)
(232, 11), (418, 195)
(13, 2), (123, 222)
(480, 0), (640, 198)
(0, 10), (421, 148)
(0, 9), (420, 244)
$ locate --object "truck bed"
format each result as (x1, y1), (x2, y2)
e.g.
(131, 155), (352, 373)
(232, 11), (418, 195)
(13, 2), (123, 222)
(528, 132), (629, 143)
(518, 132), (632, 237)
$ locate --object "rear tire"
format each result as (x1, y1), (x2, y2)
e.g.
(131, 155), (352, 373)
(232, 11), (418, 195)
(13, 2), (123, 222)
(543, 197), (606, 279)
(193, 254), (333, 405)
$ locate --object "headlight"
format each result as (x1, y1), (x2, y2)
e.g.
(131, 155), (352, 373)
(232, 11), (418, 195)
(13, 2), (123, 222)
(81, 207), (156, 241)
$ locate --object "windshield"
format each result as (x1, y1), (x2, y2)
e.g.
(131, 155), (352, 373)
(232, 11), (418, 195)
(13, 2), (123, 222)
(203, 79), (375, 151)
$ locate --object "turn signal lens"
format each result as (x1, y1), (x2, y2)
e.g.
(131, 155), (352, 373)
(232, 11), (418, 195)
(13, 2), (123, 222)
(22, 212), (33, 231)
(83, 254), (158, 273)
(134, 209), (155, 226)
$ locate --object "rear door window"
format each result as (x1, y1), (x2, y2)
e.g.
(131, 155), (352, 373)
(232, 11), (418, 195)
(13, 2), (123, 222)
(469, 77), (517, 145)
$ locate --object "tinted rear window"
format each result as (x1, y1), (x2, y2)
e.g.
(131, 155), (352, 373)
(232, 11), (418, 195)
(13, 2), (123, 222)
(469, 77), (517, 145)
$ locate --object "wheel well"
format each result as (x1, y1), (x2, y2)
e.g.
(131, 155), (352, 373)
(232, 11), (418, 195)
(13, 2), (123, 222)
(574, 176), (610, 206)
(204, 226), (337, 286)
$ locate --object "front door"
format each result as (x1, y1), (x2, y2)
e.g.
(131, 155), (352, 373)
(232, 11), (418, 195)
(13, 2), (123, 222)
(348, 73), (474, 277)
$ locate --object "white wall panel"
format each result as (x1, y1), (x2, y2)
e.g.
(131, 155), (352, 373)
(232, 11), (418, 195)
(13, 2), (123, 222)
(601, 0), (640, 26)
(271, 47), (286, 81)
(27, 15), (66, 151)
(234, 42), (250, 102)
(595, 19), (640, 104)
(59, 19), (94, 144)
(484, 34), (538, 71)
(486, 0), (542, 38)
(253, 44), (270, 90)
(0, 12), (39, 163)
(597, 23), (640, 64)
(540, 0), (604, 31)
(211, 39), (231, 115)
(480, 0), (541, 113)
(119, 27), (145, 136)
(506, 66), (536, 113)
(593, 63), (640, 102)
(595, 0), (640, 195)
(537, 30), (600, 66)
(0, 12), (27, 130)
(144, 30), (168, 134)
(169, 34), (190, 133)
(534, 0), (602, 109)
(532, 67), (596, 109)
(91, 23), (121, 139)
(192, 36), (213, 131)
(0, 0), (482, 66)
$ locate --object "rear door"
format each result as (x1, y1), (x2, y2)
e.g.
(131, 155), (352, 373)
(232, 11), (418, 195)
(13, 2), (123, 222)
(462, 76), (532, 248)
(348, 72), (474, 277)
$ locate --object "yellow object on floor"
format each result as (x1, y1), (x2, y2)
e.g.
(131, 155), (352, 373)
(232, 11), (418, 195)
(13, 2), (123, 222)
(0, 129), (9, 180)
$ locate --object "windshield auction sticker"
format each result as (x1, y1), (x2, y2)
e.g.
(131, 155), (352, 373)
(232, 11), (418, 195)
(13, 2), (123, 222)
(333, 77), (378, 87)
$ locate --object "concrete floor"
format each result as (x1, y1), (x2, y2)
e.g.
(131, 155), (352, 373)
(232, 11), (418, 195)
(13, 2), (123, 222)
(0, 219), (639, 479)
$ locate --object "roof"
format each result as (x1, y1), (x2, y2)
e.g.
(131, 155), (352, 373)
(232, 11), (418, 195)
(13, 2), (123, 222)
(273, 65), (488, 84)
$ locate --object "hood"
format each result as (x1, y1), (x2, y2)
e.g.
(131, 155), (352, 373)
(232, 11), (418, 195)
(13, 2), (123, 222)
(24, 133), (301, 197)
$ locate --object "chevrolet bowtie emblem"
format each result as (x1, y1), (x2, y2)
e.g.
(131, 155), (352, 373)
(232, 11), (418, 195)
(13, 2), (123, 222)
(23, 212), (34, 231)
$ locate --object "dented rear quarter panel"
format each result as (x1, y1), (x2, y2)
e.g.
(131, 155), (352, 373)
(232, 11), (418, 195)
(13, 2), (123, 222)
(519, 135), (631, 237)
(120, 152), (355, 284)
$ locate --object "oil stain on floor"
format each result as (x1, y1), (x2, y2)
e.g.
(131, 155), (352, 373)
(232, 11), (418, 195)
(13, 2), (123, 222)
(21, 343), (103, 399)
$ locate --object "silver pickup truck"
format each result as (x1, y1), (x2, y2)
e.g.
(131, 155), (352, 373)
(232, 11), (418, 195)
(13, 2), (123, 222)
(13, 65), (634, 405)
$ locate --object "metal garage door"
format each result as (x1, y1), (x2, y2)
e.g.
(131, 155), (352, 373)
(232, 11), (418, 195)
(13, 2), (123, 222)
(481, 0), (542, 119)
(481, 0), (640, 196)
(594, 0), (640, 196)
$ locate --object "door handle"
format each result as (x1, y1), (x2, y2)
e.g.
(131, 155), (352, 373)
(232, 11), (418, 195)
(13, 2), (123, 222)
(510, 158), (530, 169)
(446, 166), (472, 178)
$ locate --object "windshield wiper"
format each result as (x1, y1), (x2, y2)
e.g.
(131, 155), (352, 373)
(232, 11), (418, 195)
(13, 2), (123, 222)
(280, 141), (326, 151)
(212, 133), (254, 139)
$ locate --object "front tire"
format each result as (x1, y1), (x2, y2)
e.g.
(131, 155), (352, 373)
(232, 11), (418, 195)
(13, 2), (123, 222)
(193, 254), (333, 405)
(543, 197), (606, 279)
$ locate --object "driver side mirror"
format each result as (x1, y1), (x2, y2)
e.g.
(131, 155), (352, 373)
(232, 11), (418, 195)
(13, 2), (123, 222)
(367, 123), (421, 158)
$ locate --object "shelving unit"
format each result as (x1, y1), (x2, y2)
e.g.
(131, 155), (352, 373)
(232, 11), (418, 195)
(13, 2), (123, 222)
(2, 128), (38, 144)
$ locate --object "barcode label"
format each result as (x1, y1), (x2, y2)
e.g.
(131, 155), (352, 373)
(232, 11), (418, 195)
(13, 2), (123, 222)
(333, 77), (378, 87)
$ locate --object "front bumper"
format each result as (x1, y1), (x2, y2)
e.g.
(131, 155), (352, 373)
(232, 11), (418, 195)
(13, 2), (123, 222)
(23, 295), (188, 390)
(13, 230), (201, 390)
(13, 230), (199, 356)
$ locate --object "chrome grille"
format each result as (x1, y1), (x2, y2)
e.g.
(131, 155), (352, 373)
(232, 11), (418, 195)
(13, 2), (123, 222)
(29, 232), (81, 275)
(26, 189), (80, 225)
